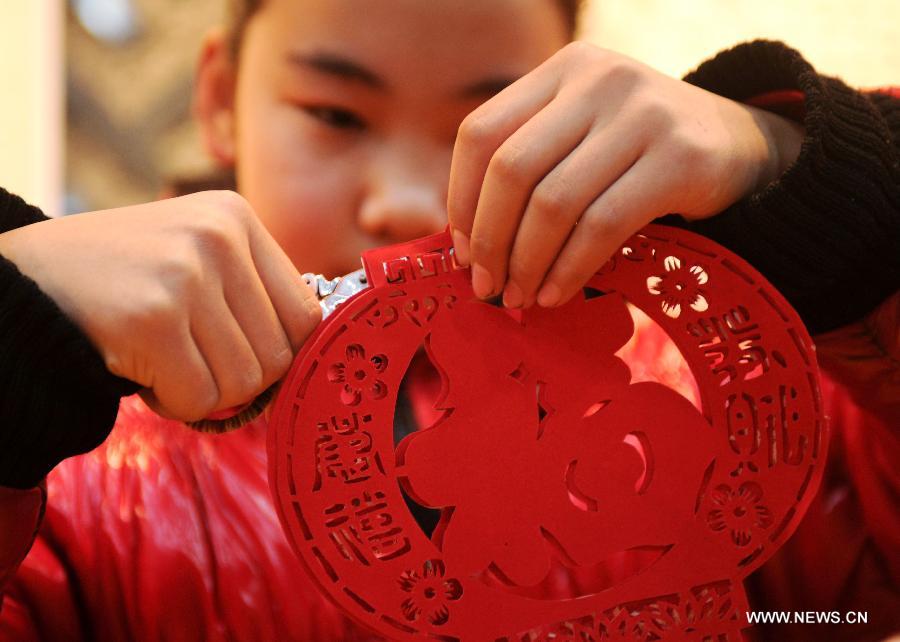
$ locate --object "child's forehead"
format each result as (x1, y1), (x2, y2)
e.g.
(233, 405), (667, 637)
(245, 0), (569, 71)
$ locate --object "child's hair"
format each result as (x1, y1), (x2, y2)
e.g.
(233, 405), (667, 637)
(227, 0), (584, 58)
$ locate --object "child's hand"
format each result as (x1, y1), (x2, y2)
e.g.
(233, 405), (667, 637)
(0, 191), (321, 421)
(447, 42), (803, 308)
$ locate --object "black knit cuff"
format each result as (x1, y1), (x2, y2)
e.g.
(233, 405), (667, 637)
(0, 188), (48, 233)
(0, 255), (140, 489)
(662, 40), (900, 334)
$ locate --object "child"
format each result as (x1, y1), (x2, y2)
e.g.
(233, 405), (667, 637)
(0, 0), (897, 639)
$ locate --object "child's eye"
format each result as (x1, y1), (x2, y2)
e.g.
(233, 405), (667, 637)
(303, 106), (366, 131)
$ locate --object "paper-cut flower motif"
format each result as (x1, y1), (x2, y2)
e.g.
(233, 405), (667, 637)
(646, 256), (709, 319)
(531, 618), (598, 641)
(398, 559), (463, 626)
(617, 586), (739, 640)
(706, 482), (772, 547)
(327, 344), (388, 406)
(599, 606), (645, 640)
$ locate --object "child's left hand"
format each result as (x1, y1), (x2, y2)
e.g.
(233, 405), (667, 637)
(447, 42), (803, 308)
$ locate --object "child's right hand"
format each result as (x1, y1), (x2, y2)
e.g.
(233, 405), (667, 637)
(0, 191), (321, 421)
(446, 42), (803, 309)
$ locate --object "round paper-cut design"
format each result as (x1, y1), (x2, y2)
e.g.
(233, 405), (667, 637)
(268, 225), (826, 641)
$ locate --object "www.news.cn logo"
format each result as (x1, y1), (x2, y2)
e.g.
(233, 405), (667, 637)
(746, 611), (869, 625)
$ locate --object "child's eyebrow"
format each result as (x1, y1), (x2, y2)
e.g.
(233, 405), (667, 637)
(286, 50), (386, 89)
(286, 49), (520, 100)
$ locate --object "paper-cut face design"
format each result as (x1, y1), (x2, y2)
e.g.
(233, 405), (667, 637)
(268, 226), (827, 641)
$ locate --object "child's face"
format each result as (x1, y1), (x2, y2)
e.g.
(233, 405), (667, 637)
(200, 0), (569, 277)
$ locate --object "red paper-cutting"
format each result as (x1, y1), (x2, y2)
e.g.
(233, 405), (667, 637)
(268, 225), (827, 641)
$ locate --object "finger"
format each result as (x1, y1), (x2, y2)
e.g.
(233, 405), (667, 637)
(467, 95), (594, 300)
(537, 155), (672, 307)
(505, 125), (644, 307)
(143, 326), (220, 421)
(190, 293), (265, 412)
(246, 218), (322, 353)
(222, 246), (294, 390)
(447, 59), (562, 264)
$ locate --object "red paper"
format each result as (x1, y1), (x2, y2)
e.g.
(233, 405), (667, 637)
(268, 225), (827, 641)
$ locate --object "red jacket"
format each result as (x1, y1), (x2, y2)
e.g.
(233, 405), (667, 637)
(0, 399), (383, 641)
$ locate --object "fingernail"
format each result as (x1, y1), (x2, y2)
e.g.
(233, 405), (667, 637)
(452, 229), (471, 266)
(503, 281), (524, 308)
(471, 263), (494, 299)
(537, 283), (561, 307)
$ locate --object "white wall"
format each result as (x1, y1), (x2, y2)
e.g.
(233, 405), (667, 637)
(581, 0), (899, 87)
(0, 1), (63, 215)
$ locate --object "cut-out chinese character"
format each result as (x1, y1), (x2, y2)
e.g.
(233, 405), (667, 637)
(324, 490), (411, 564)
(688, 306), (785, 386)
(314, 413), (382, 490)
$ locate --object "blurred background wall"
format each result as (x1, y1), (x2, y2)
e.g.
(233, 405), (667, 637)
(0, 0), (898, 216)
(64, 0), (223, 214)
(0, 2), (63, 215)
(582, 0), (899, 88)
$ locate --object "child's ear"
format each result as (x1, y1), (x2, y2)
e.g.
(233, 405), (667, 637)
(194, 28), (237, 167)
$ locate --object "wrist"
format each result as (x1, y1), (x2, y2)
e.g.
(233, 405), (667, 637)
(744, 104), (805, 193)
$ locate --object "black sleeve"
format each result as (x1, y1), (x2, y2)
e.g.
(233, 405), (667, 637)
(0, 187), (140, 490)
(658, 40), (900, 335)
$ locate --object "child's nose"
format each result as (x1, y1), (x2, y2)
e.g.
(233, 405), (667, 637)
(358, 182), (447, 243)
